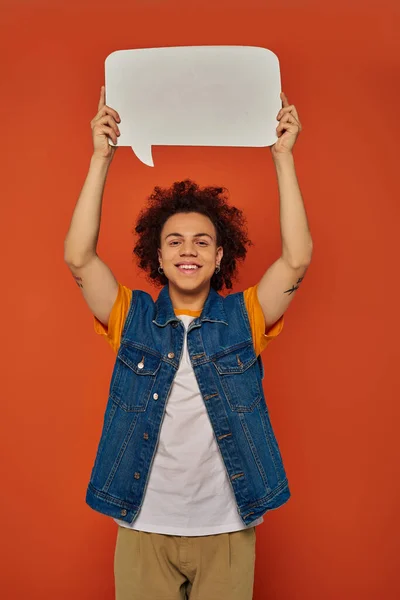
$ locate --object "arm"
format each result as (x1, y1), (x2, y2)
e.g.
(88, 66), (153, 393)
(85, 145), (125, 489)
(64, 154), (119, 327)
(257, 96), (313, 329)
(257, 92), (313, 329)
(64, 86), (122, 328)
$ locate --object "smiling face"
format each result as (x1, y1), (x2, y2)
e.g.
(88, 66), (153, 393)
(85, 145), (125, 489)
(158, 212), (223, 299)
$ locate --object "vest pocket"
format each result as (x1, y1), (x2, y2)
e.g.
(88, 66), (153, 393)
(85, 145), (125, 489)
(212, 342), (262, 411)
(110, 343), (161, 411)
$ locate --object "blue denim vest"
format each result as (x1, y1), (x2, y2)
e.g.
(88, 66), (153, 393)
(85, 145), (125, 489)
(86, 285), (290, 526)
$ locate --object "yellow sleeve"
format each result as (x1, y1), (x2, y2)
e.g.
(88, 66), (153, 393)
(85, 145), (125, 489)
(93, 283), (132, 353)
(243, 285), (284, 356)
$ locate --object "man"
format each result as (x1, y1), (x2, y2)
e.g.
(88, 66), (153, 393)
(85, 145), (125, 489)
(64, 85), (312, 600)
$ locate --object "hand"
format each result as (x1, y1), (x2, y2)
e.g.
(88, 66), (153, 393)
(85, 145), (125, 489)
(270, 92), (302, 159)
(91, 86), (121, 160)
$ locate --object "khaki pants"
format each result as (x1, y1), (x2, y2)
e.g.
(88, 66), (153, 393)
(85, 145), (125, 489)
(114, 525), (256, 600)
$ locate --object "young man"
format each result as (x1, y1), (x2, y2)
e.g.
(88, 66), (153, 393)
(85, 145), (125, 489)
(64, 86), (312, 600)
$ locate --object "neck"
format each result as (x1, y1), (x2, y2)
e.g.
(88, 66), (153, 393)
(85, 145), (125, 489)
(168, 282), (210, 311)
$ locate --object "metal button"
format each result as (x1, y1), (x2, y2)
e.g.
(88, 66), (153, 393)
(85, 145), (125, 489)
(134, 472), (140, 479)
(168, 352), (175, 359)
(138, 362), (144, 369)
(153, 393), (159, 400)
(172, 322), (178, 328)
(121, 509), (127, 516)
(143, 433), (149, 440)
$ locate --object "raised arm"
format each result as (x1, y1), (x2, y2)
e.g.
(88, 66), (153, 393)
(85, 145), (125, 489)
(257, 93), (313, 329)
(64, 86), (121, 327)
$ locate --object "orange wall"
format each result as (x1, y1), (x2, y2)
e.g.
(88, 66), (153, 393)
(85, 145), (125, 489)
(1, 1), (399, 598)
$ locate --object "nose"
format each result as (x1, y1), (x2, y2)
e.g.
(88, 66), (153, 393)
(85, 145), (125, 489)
(179, 241), (197, 256)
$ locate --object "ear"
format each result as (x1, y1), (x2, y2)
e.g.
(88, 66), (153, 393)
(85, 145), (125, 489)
(216, 246), (223, 265)
(157, 248), (162, 264)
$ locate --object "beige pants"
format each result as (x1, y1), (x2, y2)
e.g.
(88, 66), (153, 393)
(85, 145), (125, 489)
(114, 525), (256, 600)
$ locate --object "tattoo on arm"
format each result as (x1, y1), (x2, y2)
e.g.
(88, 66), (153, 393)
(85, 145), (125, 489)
(284, 276), (304, 296)
(73, 275), (83, 289)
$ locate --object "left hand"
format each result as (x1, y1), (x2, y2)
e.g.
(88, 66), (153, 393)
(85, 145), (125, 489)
(270, 92), (302, 158)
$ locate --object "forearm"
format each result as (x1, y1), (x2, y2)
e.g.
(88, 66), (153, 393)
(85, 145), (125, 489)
(273, 152), (313, 267)
(64, 154), (112, 266)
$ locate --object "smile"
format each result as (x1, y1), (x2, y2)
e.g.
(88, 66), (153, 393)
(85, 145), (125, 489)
(175, 263), (202, 274)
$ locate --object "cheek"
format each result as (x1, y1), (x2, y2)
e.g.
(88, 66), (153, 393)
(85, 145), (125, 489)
(160, 246), (175, 261)
(203, 249), (217, 261)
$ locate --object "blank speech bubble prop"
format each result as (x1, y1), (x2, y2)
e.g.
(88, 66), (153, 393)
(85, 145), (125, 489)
(105, 46), (282, 167)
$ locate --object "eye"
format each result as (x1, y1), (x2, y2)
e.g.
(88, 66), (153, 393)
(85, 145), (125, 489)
(197, 241), (208, 246)
(169, 240), (180, 246)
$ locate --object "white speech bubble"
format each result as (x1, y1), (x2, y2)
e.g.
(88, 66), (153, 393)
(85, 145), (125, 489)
(104, 46), (282, 167)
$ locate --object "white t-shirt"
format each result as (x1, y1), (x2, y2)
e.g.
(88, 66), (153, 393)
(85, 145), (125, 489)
(115, 314), (263, 536)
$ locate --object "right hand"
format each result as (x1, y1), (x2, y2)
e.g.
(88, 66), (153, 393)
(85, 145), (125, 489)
(91, 86), (121, 160)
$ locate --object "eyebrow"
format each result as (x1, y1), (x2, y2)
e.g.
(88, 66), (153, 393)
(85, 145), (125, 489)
(165, 233), (214, 240)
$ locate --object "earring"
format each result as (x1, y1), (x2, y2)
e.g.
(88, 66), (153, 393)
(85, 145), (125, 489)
(158, 266), (164, 275)
(215, 265), (220, 274)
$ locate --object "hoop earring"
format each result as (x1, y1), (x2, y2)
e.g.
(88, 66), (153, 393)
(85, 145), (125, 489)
(158, 266), (164, 275)
(215, 265), (220, 274)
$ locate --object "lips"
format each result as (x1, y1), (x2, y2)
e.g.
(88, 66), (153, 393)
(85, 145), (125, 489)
(175, 262), (202, 274)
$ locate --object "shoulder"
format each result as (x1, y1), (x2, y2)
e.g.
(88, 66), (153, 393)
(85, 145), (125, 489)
(220, 289), (245, 306)
(220, 289), (248, 319)
(122, 288), (156, 323)
(219, 289), (250, 331)
(132, 288), (154, 303)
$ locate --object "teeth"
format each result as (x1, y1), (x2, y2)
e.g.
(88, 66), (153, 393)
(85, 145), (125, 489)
(179, 265), (198, 270)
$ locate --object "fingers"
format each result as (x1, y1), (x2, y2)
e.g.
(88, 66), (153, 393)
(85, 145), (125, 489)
(96, 86), (121, 123)
(280, 91), (290, 108)
(92, 114), (120, 144)
(279, 112), (300, 127)
(97, 86), (105, 112)
(98, 124), (119, 145)
(276, 112), (301, 136)
(276, 104), (302, 130)
(277, 93), (300, 122)
(277, 105), (299, 120)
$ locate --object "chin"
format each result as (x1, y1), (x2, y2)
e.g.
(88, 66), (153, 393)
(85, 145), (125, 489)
(169, 275), (211, 293)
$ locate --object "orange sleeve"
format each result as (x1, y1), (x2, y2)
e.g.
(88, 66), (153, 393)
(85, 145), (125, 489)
(93, 283), (132, 353)
(243, 285), (284, 356)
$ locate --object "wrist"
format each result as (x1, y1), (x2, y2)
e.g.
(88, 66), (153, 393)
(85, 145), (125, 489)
(272, 151), (295, 169)
(272, 150), (293, 161)
(90, 153), (113, 169)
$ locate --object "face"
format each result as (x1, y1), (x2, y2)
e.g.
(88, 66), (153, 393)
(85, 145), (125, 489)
(158, 212), (223, 295)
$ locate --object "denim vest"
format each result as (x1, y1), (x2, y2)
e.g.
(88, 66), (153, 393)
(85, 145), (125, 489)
(86, 285), (290, 526)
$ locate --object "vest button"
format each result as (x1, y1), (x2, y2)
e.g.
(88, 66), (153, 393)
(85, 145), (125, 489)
(153, 393), (159, 400)
(168, 352), (175, 359)
(120, 509), (127, 516)
(143, 433), (149, 440)
(137, 362), (144, 369)
(134, 472), (140, 479)
(172, 322), (178, 328)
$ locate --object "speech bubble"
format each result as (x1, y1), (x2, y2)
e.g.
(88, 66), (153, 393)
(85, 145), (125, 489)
(105, 46), (282, 167)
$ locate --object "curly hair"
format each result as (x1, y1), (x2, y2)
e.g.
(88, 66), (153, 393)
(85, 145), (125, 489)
(133, 179), (252, 291)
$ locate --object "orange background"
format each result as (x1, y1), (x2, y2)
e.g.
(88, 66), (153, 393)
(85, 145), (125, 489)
(1, 1), (399, 598)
